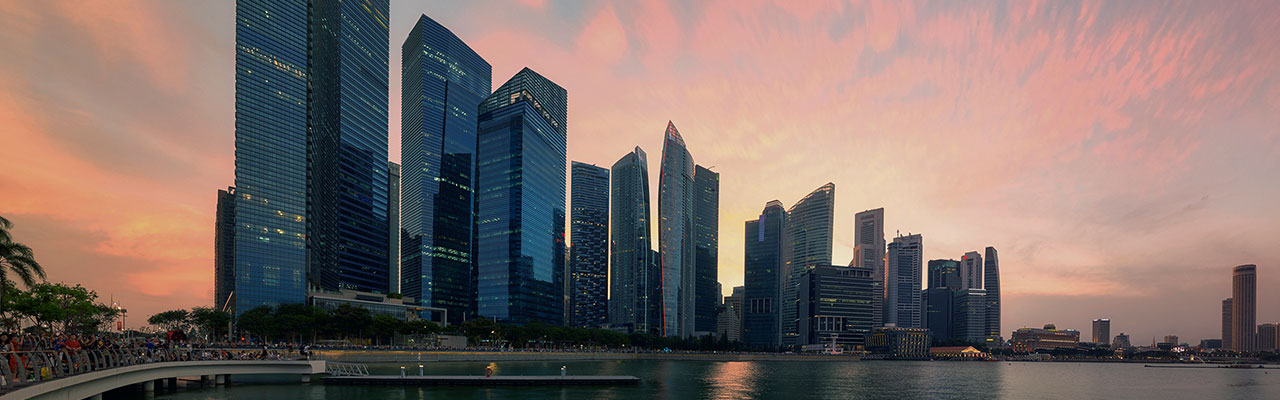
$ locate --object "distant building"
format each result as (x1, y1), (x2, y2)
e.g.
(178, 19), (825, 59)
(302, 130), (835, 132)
(214, 188), (236, 312)
(1092, 319), (1111, 345)
(744, 201), (786, 349)
(1222, 298), (1233, 350)
(1112, 333), (1131, 349)
(958, 251), (983, 290)
(569, 162), (609, 328)
(609, 147), (657, 333)
(867, 327), (930, 359)
(930, 346), (989, 359)
(1259, 323), (1278, 351)
(1232, 264), (1257, 352)
(952, 289), (987, 342)
(983, 247), (1001, 341)
(308, 290), (442, 324)
(1011, 324), (1080, 352)
(927, 259), (960, 289)
(717, 286), (745, 342)
(922, 287), (953, 342)
(796, 265), (876, 349)
(884, 234), (923, 329)
(693, 165), (720, 336)
(782, 183), (836, 345)
(1163, 335), (1180, 347)
(1199, 338), (1222, 349)
(853, 208), (885, 327)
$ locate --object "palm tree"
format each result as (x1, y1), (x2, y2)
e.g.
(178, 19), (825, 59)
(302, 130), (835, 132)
(0, 215), (47, 316)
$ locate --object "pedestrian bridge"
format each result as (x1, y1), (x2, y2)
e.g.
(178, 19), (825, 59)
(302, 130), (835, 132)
(0, 349), (323, 400)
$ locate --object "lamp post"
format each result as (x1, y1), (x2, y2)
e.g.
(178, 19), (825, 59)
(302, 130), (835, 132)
(400, 366), (405, 378)
(418, 364), (423, 376)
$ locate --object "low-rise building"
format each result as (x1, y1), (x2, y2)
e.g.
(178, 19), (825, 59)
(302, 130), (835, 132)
(930, 346), (989, 359)
(1258, 323), (1278, 351)
(1199, 338), (1223, 349)
(1112, 333), (1131, 349)
(1010, 324), (1080, 352)
(308, 289), (445, 324)
(867, 327), (930, 359)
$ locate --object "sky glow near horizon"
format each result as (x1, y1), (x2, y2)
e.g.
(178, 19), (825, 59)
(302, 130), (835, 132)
(0, 0), (1278, 342)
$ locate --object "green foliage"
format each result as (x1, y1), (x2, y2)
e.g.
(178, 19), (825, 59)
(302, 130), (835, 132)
(7, 282), (117, 335)
(189, 307), (231, 338)
(0, 215), (48, 316)
(147, 309), (190, 332)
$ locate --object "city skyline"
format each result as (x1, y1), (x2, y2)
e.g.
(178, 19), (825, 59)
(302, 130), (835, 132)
(1, 1), (1278, 342)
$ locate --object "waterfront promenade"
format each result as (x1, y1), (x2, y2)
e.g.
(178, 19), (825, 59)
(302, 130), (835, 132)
(316, 350), (860, 363)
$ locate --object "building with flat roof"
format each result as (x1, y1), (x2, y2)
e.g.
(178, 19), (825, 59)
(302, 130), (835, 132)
(1259, 323), (1277, 351)
(744, 201), (785, 349)
(1232, 265), (1257, 352)
(308, 290), (444, 324)
(796, 265), (876, 350)
(1112, 333), (1131, 349)
(1011, 324), (1080, 352)
(1092, 319), (1110, 345)
(930, 346), (989, 359)
(867, 327), (930, 359)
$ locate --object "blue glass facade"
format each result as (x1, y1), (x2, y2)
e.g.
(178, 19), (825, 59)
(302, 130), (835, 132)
(401, 14), (492, 325)
(475, 68), (568, 325)
(569, 162), (609, 328)
(658, 122), (696, 337)
(308, 0), (391, 294)
(692, 165), (719, 334)
(233, 0), (310, 313)
(609, 148), (658, 333)
(743, 201), (785, 349)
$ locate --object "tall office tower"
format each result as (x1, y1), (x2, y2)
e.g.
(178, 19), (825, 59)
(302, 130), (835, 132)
(951, 289), (987, 342)
(214, 188), (237, 312)
(569, 162), (609, 328)
(983, 246), (1001, 340)
(927, 259), (960, 289)
(1092, 319), (1111, 345)
(854, 208), (885, 327)
(781, 183), (835, 345)
(744, 201), (786, 349)
(797, 265), (876, 348)
(958, 251), (983, 290)
(1222, 298), (1234, 350)
(718, 286), (745, 342)
(658, 121), (696, 337)
(922, 287), (952, 341)
(387, 162), (400, 294)
(693, 165), (720, 335)
(232, 0), (313, 312)
(1232, 264), (1257, 352)
(475, 68), (568, 325)
(1257, 323), (1278, 351)
(306, 0), (391, 294)
(401, 14), (492, 324)
(609, 147), (657, 333)
(885, 234), (923, 328)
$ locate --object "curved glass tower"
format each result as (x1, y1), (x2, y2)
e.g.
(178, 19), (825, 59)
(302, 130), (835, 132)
(781, 183), (835, 345)
(658, 122), (695, 337)
(609, 148), (657, 333)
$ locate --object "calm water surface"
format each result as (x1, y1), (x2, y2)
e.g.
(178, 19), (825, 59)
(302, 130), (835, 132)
(112, 360), (1279, 399)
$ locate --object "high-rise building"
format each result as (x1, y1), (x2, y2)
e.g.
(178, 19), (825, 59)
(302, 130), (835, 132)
(927, 259), (960, 289)
(306, 0), (391, 294)
(400, 14), (492, 324)
(781, 183), (835, 345)
(388, 162), (400, 294)
(1222, 298), (1233, 350)
(984, 246), (1001, 340)
(214, 188), (236, 312)
(1259, 323), (1278, 351)
(1092, 319), (1111, 345)
(693, 165), (720, 335)
(952, 288), (987, 342)
(796, 265), (876, 349)
(609, 147), (658, 333)
(958, 251), (983, 290)
(885, 233), (923, 328)
(922, 287), (952, 341)
(1112, 333), (1131, 349)
(744, 201), (785, 349)
(475, 68), (567, 325)
(658, 121), (696, 337)
(718, 286), (745, 343)
(1232, 264), (1257, 352)
(1163, 335), (1180, 346)
(854, 208), (885, 327)
(230, 0), (391, 311)
(569, 162), (609, 328)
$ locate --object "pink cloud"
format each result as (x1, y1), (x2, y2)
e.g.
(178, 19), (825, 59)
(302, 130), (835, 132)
(575, 4), (628, 66)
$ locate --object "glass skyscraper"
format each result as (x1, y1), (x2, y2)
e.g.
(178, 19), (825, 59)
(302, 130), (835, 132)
(658, 121), (696, 337)
(214, 187), (236, 312)
(744, 201), (785, 349)
(569, 162), (609, 328)
(983, 246), (1001, 340)
(693, 165), (720, 335)
(885, 233), (922, 328)
(781, 183), (835, 345)
(388, 161), (400, 294)
(475, 68), (568, 325)
(400, 14), (492, 325)
(854, 208), (885, 327)
(609, 147), (658, 333)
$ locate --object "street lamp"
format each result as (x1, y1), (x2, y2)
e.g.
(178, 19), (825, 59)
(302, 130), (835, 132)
(418, 364), (423, 376)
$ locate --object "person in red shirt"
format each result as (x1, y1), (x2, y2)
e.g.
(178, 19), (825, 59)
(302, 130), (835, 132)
(65, 335), (82, 353)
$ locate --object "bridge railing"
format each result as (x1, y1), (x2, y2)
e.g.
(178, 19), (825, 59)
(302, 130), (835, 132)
(0, 348), (304, 391)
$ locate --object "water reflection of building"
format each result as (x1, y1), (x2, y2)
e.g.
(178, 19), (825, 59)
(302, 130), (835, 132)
(1010, 324), (1080, 352)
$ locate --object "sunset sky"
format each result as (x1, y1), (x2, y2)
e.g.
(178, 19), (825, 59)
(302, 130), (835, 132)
(1, 0), (1277, 342)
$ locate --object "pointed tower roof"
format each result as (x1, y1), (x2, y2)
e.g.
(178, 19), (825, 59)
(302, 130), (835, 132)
(664, 121), (685, 146)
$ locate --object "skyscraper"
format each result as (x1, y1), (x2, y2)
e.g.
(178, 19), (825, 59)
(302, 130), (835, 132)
(1232, 264), (1257, 352)
(693, 165), (720, 335)
(951, 289), (987, 342)
(922, 287), (952, 341)
(306, 0), (391, 294)
(1092, 319), (1110, 345)
(475, 67), (567, 325)
(1257, 323), (1277, 351)
(744, 201), (785, 349)
(388, 162), (400, 294)
(885, 233), (922, 328)
(1222, 298), (1233, 350)
(927, 259), (960, 289)
(214, 188), (236, 312)
(658, 121), (696, 336)
(718, 286), (745, 342)
(854, 208), (885, 327)
(782, 183), (835, 345)
(984, 246), (1001, 340)
(400, 14), (492, 324)
(958, 251), (983, 290)
(609, 147), (657, 333)
(796, 265), (876, 348)
(569, 162), (609, 328)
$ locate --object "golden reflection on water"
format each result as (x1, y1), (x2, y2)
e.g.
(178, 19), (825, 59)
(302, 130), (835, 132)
(706, 361), (760, 399)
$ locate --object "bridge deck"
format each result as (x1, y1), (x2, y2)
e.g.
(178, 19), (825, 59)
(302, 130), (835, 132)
(325, 375), (641, 386)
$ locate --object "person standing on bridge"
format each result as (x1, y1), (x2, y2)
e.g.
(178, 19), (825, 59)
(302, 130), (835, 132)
(486, 365), (493, 378)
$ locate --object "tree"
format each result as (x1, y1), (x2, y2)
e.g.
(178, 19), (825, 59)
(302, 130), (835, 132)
(327, 304), (371, 340)
(8, 282), (116, 335)
(189, 307), (231, 339)
(236, 305), (274, 340)
(148, 309), (190, 332)
(0, 216), (47, 317)
(370, 314), (401, 345)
